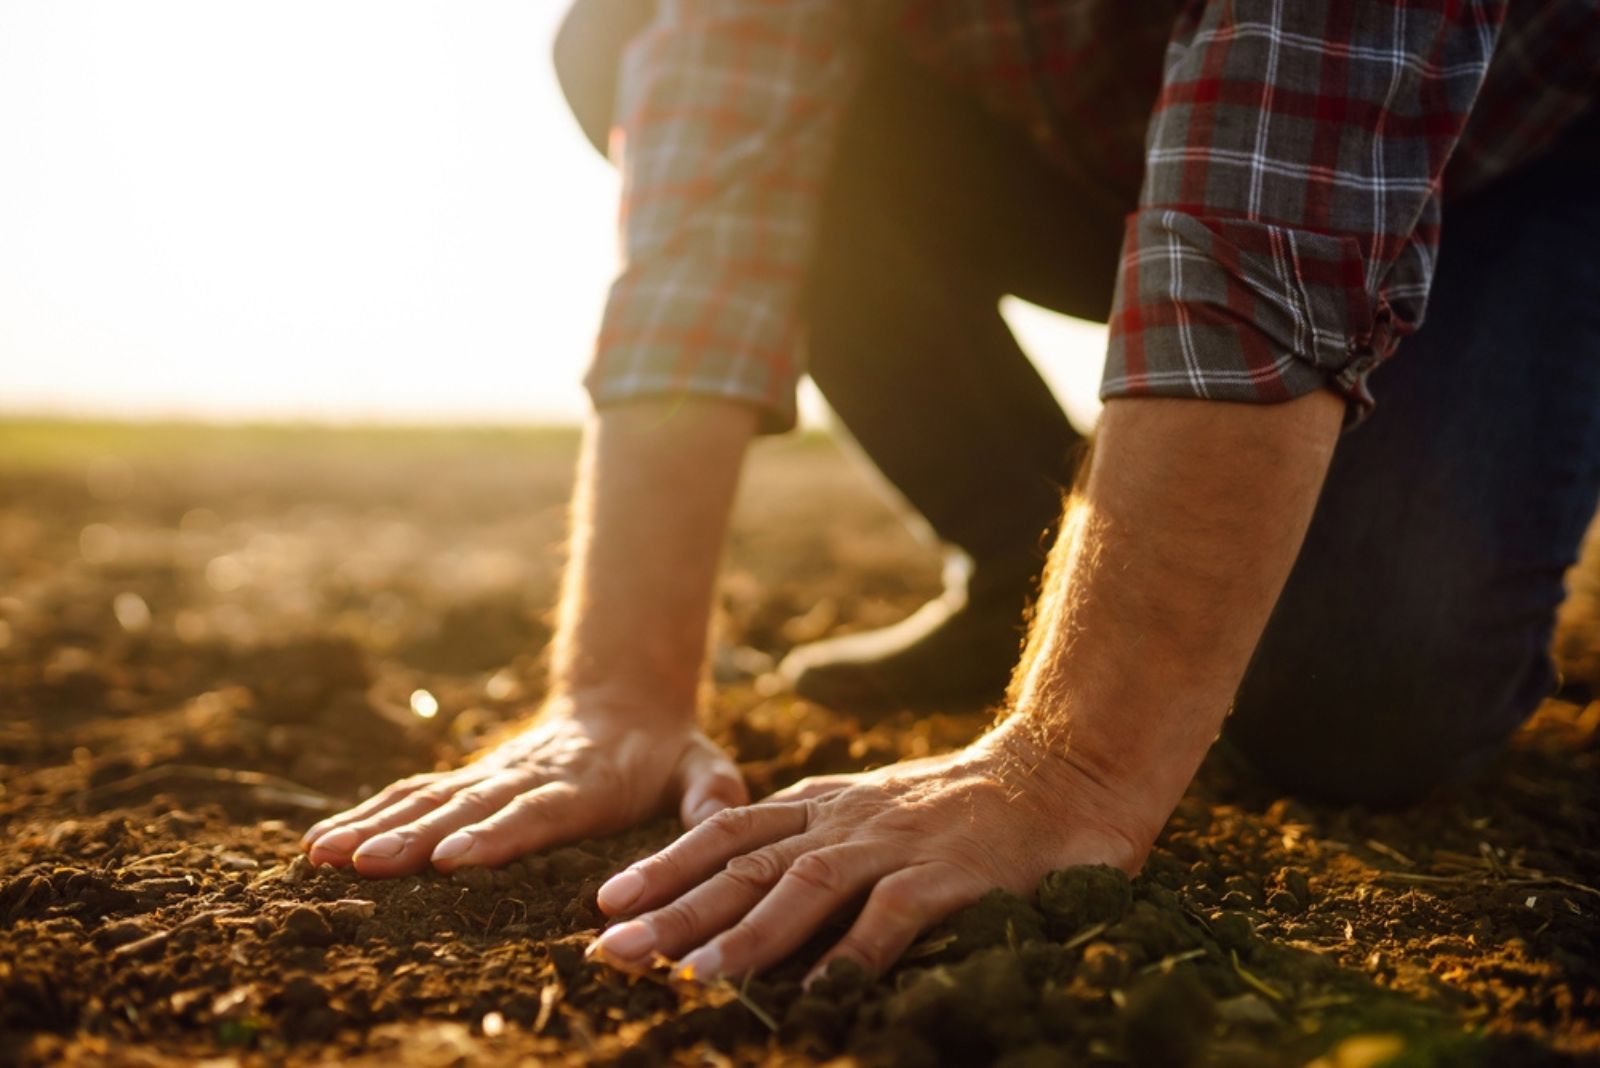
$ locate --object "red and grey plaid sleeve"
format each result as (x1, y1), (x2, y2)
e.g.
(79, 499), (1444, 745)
(585, 2), (864, 433)
(1102, 0), (1509, 420)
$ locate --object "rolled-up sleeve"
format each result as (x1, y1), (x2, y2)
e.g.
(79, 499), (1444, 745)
(586, 1), (865, 434)
(1102, 0), (1509, 421)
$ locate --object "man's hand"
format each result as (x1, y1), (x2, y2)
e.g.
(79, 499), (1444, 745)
(589, 390), (1344, 981)
(301, 397), (758, 876)
(588, 718), (1151, 981)
(301, 696), (747, 876)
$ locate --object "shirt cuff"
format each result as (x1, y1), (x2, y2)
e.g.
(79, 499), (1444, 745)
(1101, 209), (1406, 423)
(585, 267), (802, 435)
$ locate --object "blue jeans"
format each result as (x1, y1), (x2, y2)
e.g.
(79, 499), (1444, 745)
(1226, 123), (1600, 804)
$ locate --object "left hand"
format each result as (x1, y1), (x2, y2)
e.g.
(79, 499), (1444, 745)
(585, 720), (1156, 983)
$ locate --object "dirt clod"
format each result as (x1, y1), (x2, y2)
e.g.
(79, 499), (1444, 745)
(1037, 864), (1133, 937)
(281, 904), (334, 946)
(1122, 969), (1216, 1068)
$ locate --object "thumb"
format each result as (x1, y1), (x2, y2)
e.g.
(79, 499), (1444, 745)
(673, 734), (749, 828)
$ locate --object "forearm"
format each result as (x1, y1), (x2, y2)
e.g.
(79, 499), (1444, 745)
(551, 399), (757, 719)
(1009, 392), (1343, 844)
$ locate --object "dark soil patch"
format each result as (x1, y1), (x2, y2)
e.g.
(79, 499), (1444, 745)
(1, 423), (1596, 1066)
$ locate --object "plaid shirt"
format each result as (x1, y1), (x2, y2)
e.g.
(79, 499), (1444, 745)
(587, 1), (1599, 431)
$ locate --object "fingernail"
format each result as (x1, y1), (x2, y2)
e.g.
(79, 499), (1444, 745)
(674, 946), (721, 983)
(352, 831), (405, 860)
(300, 824), (328, 847)
(688, 800), (727, 826)
(593, 920), (656, 962)
(309, 827), (359, 858)
(596, 869), (645, 914)
(431, 832), (476, 865)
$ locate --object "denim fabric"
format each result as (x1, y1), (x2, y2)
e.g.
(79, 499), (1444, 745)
(1226, 140), (1600, 804)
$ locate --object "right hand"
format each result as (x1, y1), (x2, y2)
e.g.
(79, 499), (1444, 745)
(300, 695), (748, 877)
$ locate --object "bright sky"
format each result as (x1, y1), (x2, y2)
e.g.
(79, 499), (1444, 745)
(0, 1), (1105, 428)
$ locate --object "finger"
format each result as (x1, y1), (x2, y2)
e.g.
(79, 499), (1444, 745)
(301, 774), (436, 848)
(347, 771), (534, 876)
(674, 735), (749, 828)
(590, 839), (801, 968)
(676, 842), (898, 981)
(596, 802), (809, 917)
(306, 775), (479, 867)
(805, 861), (988, 983)
(429, 782), (588, 871)
(764, 774), (855, 805)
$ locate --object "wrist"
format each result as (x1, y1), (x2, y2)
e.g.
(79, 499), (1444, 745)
(545, 679), (700, 734)
(979, 713), (1170, 871)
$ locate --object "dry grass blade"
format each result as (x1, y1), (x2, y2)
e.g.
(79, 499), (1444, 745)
(902, 932), (958, 961)
(1137, 947), (1207, 976)
(80, 765), (341, 812)
(1062, 922), (1110, 951)
(1374, 871), (1600, 901)
(1364, 839), (1415, 866)
(1232, 949), (1287, 1003)
(713, 975), (778, 1033)
(533, 983), (561, 1034)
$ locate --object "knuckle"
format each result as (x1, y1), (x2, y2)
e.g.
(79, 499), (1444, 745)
(648, 899), (704, 943)
(785, 851), (846, 896)
(706, 770), (748, 802)
(635, 850), (683, 886)
(702, 805), (754, 841)
(453, 785), (503, 811)
(722, 849), (784, 892)
(504, 790), (558, 820)
(800, 798), (826, 829)
(718, 919), (761, 959)
(870, 873), (924, 915)
(411, 783), (460, 807)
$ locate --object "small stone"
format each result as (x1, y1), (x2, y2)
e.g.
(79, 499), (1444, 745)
(1279, 868), (1312, 905)
(1222, 876), (1262, 907)
(1208, 911), (1255, 955)
(283, 905), (334, 946)
(281, 854), (313, 886)
(94, 919), (153, 950)
(1266, 889), (1302, 914)
(326, 898), (378, 928)
(547, 939), (585, 978)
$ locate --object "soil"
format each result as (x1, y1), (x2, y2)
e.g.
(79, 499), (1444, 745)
(0, 421), (1596, 1067)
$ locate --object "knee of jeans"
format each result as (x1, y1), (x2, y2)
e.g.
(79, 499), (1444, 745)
(1222, 645), (1547, 808)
